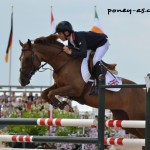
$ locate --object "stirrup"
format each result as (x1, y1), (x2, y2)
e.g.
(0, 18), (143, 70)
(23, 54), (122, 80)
(98, 74), (105, 81)
(89, 80), (98, 96)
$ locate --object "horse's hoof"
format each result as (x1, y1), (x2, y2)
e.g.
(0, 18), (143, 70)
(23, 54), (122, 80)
(69, 108), (74, 112)
(64, 105), (70, 112)
(63, 105), (74, 112)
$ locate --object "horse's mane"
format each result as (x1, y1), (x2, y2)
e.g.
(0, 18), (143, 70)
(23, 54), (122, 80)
(34, 34), (64, 47)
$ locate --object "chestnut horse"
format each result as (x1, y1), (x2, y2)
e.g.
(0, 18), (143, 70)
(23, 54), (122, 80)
(19, 35), (146, 149)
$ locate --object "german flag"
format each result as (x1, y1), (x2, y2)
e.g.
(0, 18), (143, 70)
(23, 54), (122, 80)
(5, 11), (13, 63)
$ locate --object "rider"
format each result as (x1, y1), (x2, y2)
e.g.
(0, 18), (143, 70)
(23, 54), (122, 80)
(55, 21), (110, 85)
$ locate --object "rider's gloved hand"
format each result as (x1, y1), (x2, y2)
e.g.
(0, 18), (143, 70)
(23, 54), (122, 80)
(63, 46), (72, 55)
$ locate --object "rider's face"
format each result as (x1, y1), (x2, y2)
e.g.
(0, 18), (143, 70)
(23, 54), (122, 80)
(58, 32), (66, 41)
(58, 31), (70, 41)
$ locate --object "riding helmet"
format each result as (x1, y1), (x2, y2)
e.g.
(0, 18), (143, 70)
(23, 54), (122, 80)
(56, 21), (74, 33)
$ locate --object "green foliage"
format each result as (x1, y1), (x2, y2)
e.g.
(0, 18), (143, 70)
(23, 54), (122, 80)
(53, 109), (80, 118)
(4, 103), (82, 136)
(6, 105), (49, 135)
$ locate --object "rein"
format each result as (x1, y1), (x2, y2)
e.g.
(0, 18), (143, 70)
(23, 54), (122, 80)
(37, 44), (64, 72)
(38, 47), (63, 73)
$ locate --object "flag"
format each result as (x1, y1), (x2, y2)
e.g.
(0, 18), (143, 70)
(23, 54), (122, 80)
(91, 7), (104, 34)
(50, 6), (55, 34)
(5, 11), (13, 63)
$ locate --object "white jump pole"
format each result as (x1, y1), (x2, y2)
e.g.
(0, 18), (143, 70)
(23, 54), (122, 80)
(104, 138), (145, 147)
(0, 118), (97, 128)
(0, 118), (146, 128)
(105, 120), (145, 128)
(37, 118), (97, 127)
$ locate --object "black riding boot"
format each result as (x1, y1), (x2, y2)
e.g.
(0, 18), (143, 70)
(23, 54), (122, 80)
(89, 61), (102, 95)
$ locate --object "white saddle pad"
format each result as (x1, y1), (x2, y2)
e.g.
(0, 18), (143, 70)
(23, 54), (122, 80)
(81, 52), (122, 92)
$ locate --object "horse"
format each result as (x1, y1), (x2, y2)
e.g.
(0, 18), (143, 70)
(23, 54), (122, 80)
(19, 34), (146, 149)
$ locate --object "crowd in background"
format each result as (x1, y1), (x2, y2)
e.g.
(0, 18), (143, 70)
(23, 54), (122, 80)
(0, 91), (129, 137)
(0, 91), (131, 149)
(0, 91), (46, 118)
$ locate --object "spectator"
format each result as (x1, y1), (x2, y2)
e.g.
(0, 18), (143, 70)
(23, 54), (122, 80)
(34, 93), (39, 101)
(27, 92), (34, 102)
(1, 111), (8, 118)
(10, 91), (17, 101)
(7, 98), (14, 113)
(17, 98), (23, 108)
(35, 98), (43, 111)
(2, 99), (9, 110)
(21, 92), (27, 102)
(15, 98), (24, 111)
(26, 99), (32, 111)
(11, 98), (17, 108)
(0, 91), (8, 102)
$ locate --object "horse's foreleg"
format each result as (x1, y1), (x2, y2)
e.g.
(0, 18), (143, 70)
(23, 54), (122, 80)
(41, 84), (57, 106)
(47, 85), (77, 111)
(48, 85), (77, 98)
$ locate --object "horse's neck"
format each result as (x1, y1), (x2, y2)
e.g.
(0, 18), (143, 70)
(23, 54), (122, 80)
(33, 44), (72, 70)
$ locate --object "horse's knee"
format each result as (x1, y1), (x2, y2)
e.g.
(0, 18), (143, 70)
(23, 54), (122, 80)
(41, 89), (52, 103)
(47, 91), (55, 99)
(41, 92), (47, 99)
(41, 85), (57, 99)
(41, 90), (47, 99)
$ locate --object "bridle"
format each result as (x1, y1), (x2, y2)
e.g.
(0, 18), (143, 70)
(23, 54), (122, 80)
(19, 46), (40, 81)
(19, 42), (69, 81)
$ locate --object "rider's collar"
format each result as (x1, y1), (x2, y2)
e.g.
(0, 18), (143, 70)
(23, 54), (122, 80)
(71, 33), (75, 40)
(70, 33), (75, 46)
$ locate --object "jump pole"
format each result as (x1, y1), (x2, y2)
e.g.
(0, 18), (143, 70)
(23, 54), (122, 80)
(0, 135), (98, 144)
(0, 118), (97, 128)
(105, 120), (145, 128)
(0, 135), (145, 147)
(0, 118), (146, 128)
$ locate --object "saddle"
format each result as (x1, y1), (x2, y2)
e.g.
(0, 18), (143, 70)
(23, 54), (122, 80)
(88, 52), (118, 76)
(101, 60), (118, 75)
(87, 52), (118, 95)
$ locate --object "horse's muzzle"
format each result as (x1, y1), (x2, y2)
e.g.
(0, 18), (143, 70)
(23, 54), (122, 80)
(19, 77), (30, 87)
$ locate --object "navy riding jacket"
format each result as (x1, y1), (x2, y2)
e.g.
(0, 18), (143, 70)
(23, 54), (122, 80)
(68, 31), (108, 58)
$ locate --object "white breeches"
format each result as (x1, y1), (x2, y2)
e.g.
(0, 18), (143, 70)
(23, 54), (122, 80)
(93, 40), (110, 65)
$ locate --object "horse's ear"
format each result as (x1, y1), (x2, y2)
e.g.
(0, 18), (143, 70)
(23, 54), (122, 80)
(27, 39), (32, 47)
(19, 40), (24, 47)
